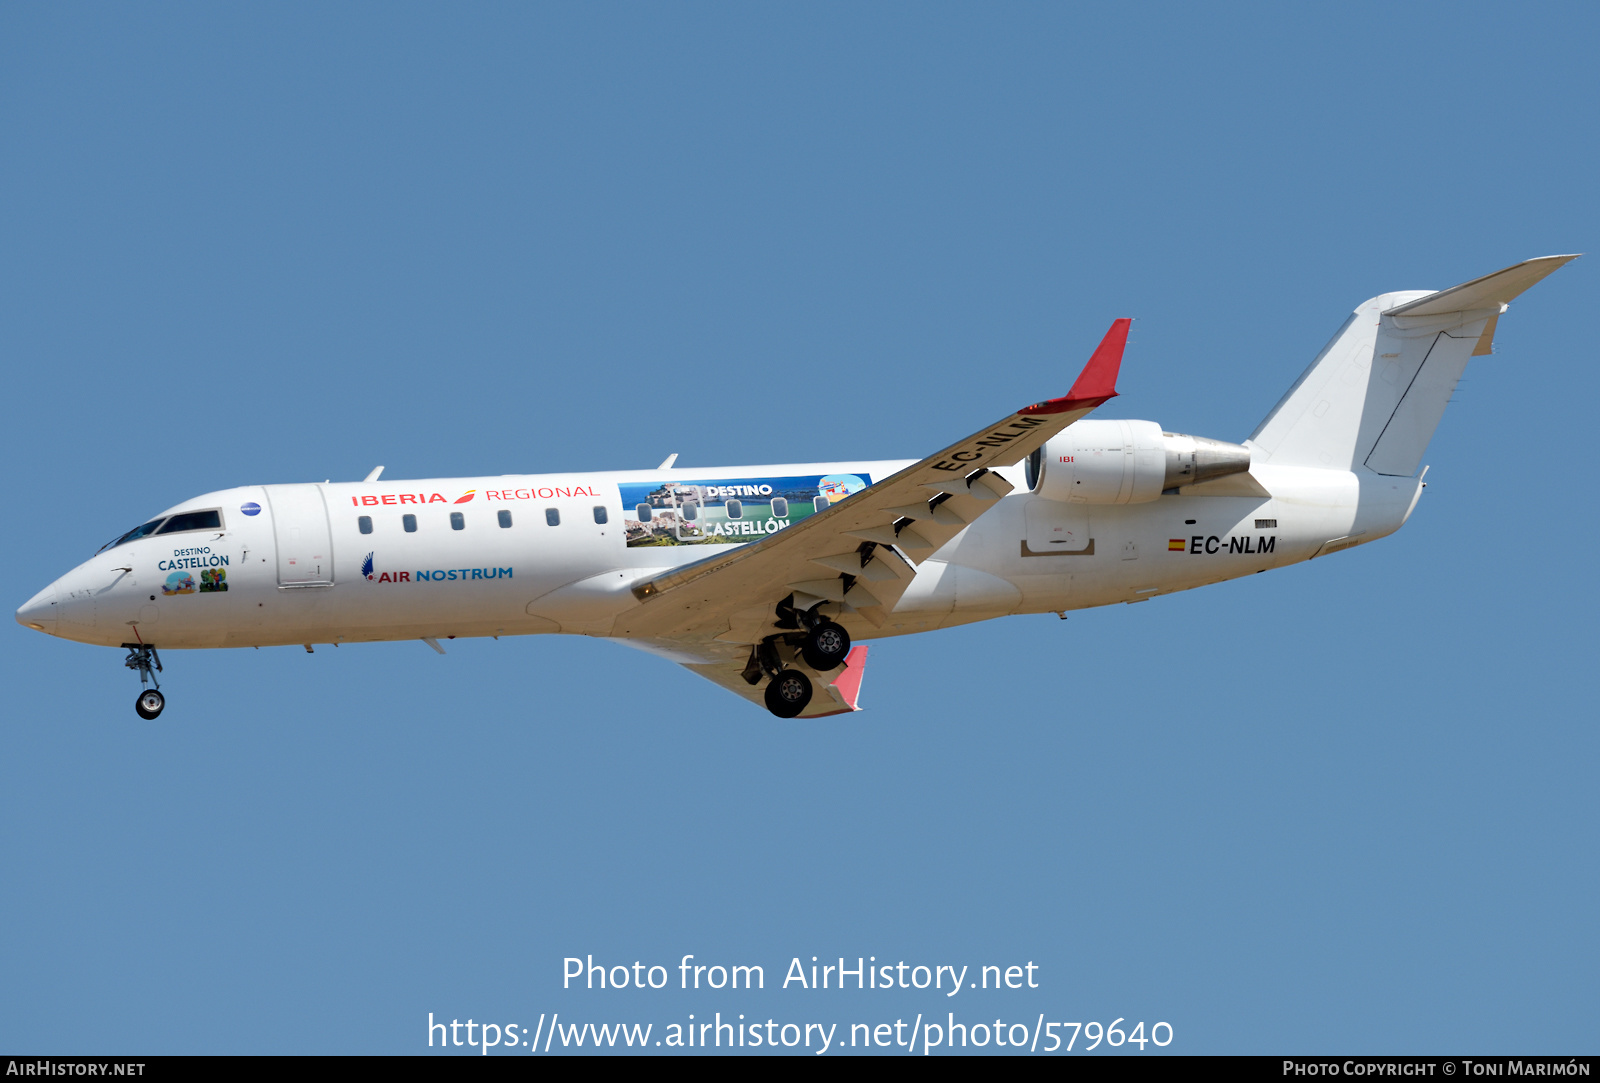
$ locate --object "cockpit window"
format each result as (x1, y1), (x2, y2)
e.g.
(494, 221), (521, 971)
(156, 509), (223, 535)
(100, 518), (167, 552)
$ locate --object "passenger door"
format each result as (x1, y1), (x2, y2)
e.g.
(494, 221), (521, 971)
(265, 484), (335, 586)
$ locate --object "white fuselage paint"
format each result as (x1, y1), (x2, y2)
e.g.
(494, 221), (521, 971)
(23, 453), (1422, 652)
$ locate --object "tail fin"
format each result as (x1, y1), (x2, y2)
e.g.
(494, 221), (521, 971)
(1248, 255), (1577, 474)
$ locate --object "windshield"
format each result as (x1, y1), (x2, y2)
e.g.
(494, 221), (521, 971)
(96, 508), (224, 553)
(156, 509), (222, 534)
(99, 518), (167, 553)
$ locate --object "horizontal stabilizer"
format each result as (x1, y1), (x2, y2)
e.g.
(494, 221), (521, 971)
(1383, 255), (1579, 317)
(1252, 254), (1575, 474)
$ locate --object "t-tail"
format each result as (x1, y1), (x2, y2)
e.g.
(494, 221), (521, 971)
(1248, 255), (1578, 475)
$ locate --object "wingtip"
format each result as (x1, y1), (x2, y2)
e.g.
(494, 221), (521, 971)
(1071, 317), (1132, 400)
(828, 645), (869, 711)
(1018, 318), (1131, 416)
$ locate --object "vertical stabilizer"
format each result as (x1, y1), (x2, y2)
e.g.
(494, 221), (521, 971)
(1248, 256), (1576, 475)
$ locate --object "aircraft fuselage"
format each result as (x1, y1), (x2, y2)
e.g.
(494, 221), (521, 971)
(18, 457), (1421, 652)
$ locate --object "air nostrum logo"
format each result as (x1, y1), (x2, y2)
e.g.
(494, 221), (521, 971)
(361, 552), (511, 584)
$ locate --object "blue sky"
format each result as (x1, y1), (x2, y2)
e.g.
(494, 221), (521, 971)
(2, 3), (1594, 1054)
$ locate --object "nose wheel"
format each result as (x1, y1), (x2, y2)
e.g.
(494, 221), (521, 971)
(122, 643), (165, 720)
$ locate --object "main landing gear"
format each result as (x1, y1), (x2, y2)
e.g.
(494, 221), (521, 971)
(745, 601), (854, 718)
(123, 643), (165, 719)
(763, 669), (813, 718)
(800, 619), (851, 672)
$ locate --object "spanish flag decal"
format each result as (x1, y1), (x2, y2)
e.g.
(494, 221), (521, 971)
(1168, 538), (1186, 552)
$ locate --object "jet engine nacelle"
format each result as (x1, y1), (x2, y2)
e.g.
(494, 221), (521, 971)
(1026, 419), (1253, 504)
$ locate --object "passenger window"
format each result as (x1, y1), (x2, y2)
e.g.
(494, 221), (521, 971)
(725, 499), (742, 520)
(403, 514), (417, 533)
(156, 509), (223, 534)
(593, 506), (608, 524)
(681, 502), (698, 521)
(450, 512), (465, 530)
(770, 497), (789, 518)
(498, 510), (512, 528)
(546, 508), (560, 527)
(635, 503), (651, 522)
(813, 495), (830, 512)
(358, 516), (373, 535)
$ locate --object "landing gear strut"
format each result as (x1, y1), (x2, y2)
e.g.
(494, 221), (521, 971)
(744, 639), (816, 719)
(773, 594), (853, 672)
(123, 643), (165, 720)
(746, 598), (851, 718)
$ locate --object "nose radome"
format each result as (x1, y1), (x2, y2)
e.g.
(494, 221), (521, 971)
(17, 584), (58, 633)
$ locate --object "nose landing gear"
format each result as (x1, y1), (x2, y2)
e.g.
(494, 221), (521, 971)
(123, 643), (165, 719)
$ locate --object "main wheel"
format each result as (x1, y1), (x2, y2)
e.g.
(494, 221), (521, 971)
(135, 689), (165, 720)
(800, 620), (851, 671)
(763, 669), (813, 718)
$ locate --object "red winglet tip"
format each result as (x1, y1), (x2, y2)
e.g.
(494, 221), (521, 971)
(1016, 318), (1131, 416)
(1067, 317), (1130, 401)
(829, 645), (869, 710)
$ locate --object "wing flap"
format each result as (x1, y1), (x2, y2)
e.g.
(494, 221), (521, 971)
(786, 577), (847, 601)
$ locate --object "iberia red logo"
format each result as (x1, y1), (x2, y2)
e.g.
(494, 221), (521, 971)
(350, 484), (602, 508)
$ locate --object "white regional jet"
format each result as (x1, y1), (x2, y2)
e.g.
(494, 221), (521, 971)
(17, 256), (1576, 720)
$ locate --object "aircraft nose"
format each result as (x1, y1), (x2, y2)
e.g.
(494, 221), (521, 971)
(17, 583), (58, 633)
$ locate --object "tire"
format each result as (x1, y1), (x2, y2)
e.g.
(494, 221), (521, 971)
(763, 669), (813, 718)
(135, 689), (165, 720)
(800, 620), (851, 671)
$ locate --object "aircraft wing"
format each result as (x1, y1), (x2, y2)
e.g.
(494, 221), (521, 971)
(614, 319), (1130, 648)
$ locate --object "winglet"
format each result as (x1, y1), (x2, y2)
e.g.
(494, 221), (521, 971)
(824, 645), (869, 712)
(1018, 318), (1131, 415)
